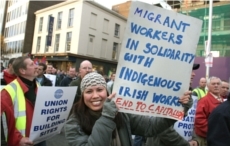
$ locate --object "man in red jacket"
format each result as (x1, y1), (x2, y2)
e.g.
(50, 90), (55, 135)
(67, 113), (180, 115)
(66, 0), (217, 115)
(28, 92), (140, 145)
(194, 76), (223, 146)
(1, 58), (17, 145)
(3, 58), (17, 84)
(1, 100), (23, 146)
(1, 56), (46, 146)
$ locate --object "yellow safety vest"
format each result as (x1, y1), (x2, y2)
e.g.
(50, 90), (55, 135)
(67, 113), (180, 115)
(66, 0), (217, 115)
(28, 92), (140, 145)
(193, 88), (207, 100)
(2, 79), (39, 140)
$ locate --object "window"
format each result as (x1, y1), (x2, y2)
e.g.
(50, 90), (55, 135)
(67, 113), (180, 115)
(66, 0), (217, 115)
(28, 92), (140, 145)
(16, 7), (19, 18)
(18, 22), (21, 34)
(66, 32), (72, 51)
(100, 39), (107, 58)
(55, 34), (60, 52)
(9, 12), (11, 21)
(47, 15), (52, 31)
(15, 24), (17, 35)
(36, 37), (41, 52)
(14, 24), (17, 35)
(14, 41), (17, 53)
(87, 35), (94, 55)
(8, 42), (11, 54)
(9, 26), (11, 37)
(12, 41), (15, 53)
(15, 23), (18, 35)
(18, 23), (21, 34)
(25, 2), (28, 15)
(20, 21), (23, 34)
(4, 27), (8, 37)
(68, 9), (74, 27)
(103, 19), (109, 33)
(114, 24), (120, 37)
(212, 19), (220, 31)
(18, 40), (22, 53)
(57, 12), (62, 29)
(23, 21), (26, 33)
(90, 13), (97, 29)
(224, 18), (230, 30)
(10, 11), (13, 21)
(12, 25), (14, 36)
(21, 40), (24, 52)
(12, 9), (15, 20)
(22, 4), (25, 15)
(21, 21), (26, 33)
(112, 42), (118, 60)
(39, 17), (43, 32)
(19, 6), (21, 17)
(45, 36), (48, 52)
(17, 40), (20, 53)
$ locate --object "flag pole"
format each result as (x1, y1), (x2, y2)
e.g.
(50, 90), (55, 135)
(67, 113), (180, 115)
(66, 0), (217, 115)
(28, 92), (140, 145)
(205, 0), (213, 81)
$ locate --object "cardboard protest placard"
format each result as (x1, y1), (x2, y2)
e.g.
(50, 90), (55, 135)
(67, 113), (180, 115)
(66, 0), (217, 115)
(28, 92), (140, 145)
(174, 96), (198, 141)
(44, 74), (56, 86)
(29, 87), (77, 144)
(113, 1), (202, 120)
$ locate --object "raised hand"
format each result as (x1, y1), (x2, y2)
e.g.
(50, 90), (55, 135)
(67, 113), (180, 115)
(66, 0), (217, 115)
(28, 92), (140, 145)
(102, 93), (118, 119)
(179, 91), (192, 104)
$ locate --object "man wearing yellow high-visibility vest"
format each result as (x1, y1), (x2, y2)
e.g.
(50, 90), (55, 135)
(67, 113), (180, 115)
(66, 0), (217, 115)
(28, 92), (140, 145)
(1, 56), (46, 146)
(192, 77), (208, 100)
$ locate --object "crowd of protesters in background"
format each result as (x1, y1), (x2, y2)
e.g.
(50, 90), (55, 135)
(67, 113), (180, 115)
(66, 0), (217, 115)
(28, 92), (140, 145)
(1, 57), (229, 146)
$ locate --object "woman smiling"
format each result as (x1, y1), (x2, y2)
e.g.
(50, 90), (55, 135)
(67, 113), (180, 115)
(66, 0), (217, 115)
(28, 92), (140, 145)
(65, 72), (191, 146)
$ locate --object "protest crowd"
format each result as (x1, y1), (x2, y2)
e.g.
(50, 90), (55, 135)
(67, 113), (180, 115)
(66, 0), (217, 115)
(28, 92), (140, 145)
(1, 2), (230, 146)
(1, 56), (229, 146)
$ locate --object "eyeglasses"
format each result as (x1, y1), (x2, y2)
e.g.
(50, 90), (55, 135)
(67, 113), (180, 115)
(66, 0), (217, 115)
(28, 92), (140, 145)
(82, 67), (92, 70)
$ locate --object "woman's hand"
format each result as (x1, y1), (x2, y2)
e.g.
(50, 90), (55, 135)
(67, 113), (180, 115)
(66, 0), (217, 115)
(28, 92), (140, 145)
(101, 93), (119, 119)
(179, 91), (191, 104)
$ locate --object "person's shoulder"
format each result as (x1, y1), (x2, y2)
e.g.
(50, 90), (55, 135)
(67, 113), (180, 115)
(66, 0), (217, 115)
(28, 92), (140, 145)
(197, 96), (209, 105)
(42, 75), (53, 84)
(62, 76), (69, 81)
(69, 78), (80, 86)
(213, 101), (230, 113)
(66, 114), (81, 129)
(43, 75), (52, 81)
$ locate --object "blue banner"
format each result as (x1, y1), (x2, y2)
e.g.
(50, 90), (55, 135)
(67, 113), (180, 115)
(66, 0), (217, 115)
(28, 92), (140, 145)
(47, 16), (54, 46)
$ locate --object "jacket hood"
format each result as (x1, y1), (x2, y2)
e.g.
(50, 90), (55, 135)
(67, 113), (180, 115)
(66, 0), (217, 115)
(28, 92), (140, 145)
(3, 70), (17, 84)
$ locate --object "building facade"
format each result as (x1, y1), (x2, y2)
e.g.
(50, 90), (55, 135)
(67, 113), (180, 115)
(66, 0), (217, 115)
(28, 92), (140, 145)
(32, 0), (126, 74)
(112, 1), (131, 18)
(179, 3), (230, 57)
(1, 0), (61, 61)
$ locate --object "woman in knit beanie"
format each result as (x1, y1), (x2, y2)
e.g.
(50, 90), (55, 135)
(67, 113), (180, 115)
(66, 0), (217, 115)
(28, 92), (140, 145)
(65, 72), (192, 146)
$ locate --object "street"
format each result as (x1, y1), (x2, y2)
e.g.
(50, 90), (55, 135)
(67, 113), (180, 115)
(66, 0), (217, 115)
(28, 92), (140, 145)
(46, 130), (69, 146)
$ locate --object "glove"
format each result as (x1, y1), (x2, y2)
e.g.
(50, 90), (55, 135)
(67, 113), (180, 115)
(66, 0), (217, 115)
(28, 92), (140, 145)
(102, 98), (118, 119)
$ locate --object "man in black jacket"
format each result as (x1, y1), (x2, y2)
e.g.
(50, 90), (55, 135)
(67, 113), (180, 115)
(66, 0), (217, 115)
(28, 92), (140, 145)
(60, 67), (76, 86)
(36, 63), (52, 86)
(207, 91), (230, 146)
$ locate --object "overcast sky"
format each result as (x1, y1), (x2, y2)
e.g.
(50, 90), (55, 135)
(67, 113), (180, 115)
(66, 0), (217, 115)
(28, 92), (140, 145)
(94, 0), (155, 9)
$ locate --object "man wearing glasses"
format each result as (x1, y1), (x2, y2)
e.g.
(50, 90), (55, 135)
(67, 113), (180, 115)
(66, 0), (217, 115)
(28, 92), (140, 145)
(69, 60), (93, 103)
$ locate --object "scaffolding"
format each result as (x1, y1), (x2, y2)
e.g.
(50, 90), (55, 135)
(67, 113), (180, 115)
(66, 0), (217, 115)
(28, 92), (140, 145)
(176, 1), (230, 57)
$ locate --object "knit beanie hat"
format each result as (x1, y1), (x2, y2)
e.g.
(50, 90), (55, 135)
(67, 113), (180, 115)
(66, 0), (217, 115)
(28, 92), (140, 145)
(81, 72), (107, 92)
